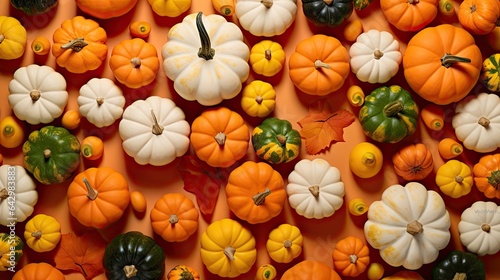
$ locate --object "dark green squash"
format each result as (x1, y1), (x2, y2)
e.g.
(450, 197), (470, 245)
(103, 231), (165, 280)
(359, 85), (418, 143)
(432, 250), (485, 280)
(11, 0), (58, 15)
(354, 0), (373, 10)
(22, 126), (80, 185)
(252, 117), (301, 164)
(302, 0), (353, 28)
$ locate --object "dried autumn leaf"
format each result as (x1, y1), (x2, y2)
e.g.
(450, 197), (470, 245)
(54, 231), (107, 280)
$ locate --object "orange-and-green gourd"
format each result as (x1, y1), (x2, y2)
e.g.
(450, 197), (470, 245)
(0, 233), (23, 271)
(481, 53), (500, 92)
(252, 117), (301, 164)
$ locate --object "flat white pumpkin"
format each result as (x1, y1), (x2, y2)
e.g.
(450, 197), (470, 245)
(118, 96), (190, 166)
(8, 64), (68, 125)
(364, 182), (451, 270)
(286, 158), (345, 219)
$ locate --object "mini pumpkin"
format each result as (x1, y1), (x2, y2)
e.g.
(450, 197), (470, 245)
(0, 16), (27, 60)
(266, 224), (303, 263)
(241, 80), (276, 118)
(281, 260), (342, 280)
(302, 0), (353, 28)
(392, 143), (434, 181)
(432, 250), (486, 280)
(12, 262), (65, 280)
(167, 265), (200, 280)
(458, 0), (500, 35)
(480, 53), (500, 92)
(0, 233), (23, 271)
(252, 117), (301, 164)
(147, 0), (191, 17)
(24, 214), (61, 253)
(75, 0), (139, 19)
(11, 0), (58, 15)
(436, 160), (473, 198)
(380, 0), (438, 31)
(332, 236), (370, 277)
(472, 153), (500, 199)
(250, 40), (286, 77)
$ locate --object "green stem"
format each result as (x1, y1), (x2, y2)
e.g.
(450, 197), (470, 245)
(383, 100), (404, 117)
(441, 53), (471, 68)
(488, 170), (500, 190)
(196, 12), (215, 60)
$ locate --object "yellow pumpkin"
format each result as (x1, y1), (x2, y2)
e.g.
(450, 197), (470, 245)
(23, 214), (61, 253)
(148, 0), (192, 17)
(266, 224), (303, 263)
(435, 160), (473, 198)
(250, 40), (286, 77)
(241, 80), (276, 118)
(0, 16), (27, 60)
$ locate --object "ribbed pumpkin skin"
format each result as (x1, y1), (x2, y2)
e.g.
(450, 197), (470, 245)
(432, 250), (486, 280)
(281, 260), (342, 280)
(12, 262), (65, 280)
(302, 0), (353, 27)
(380, 0), (438, 31)
(75, 0), (139, 19)
(252, 118), (301, 164)
(167, 264), (200, 280)
(481, 53), (500, 92)
(392, 143), (434, 181)
(458, 0), (500, 35)
(0, 233), (23, 271)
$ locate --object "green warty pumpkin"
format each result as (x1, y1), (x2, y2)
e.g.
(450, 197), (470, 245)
(252, 117), (301, 164)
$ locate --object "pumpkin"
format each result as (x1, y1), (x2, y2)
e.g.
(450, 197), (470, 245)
(11, 0), (57, 15)
(480, 53), (500, 92)
(380, 0), (438, 31)
(252, 117), (301, 164)
(61, 110), (81, 130)
(0, 115), (25, 149)
(12, 262), (65, 280)
(226, 161), (286, 224)
(382, 271), (425, 279)
(281, 260), (341, 280)
(8, 64), (68, 125)
(302, 0), (354, 28)
(458, 201), (500, 256)
(489, 27), (500, 52)
(75, 0), (139, 19)
(256, 264), (277, 280)
(354, 0), (373, 10)
(22, 126), (80, 185)
(162, 12), (250, 106)
(266, 224), (303, 263)
(472, 153), (500, 199)
(119, 96), (190, 166)
(364, 182), (451, 270)
(349, 30), (402, 84)
(150, 193), (199, 242)
(241, 80), (276, 118)
(200, 218), (256, 278)
(249, 40), (286, 77)
(458, 0), (500, 35)
(432, 250), (485, 280)
(190, 107), (249, 168)
(147, 0), (192, 17)
(129, 21), (152, 39)
(286, 158), (345, 219)
(31, 36), (51, 55)
(349, 142), (383, 178)
(103, 231), (165, 280)
(392, 143), (434, 181)
(52, 16), (108, 74)
(288, 34), (350, 96)
(109, 38), (160, 89)
(403, 24), (482, 105)
(0, 165), (37, 226)
(436, 160), (473, 198)
(67, 167), (130, 229)
(0, 16), (27, 60)
(81, 136), (104, 160)
(343, 19), (363, 42)
(235, 0), (297, 37)
(367, 263), (385, 280)
(167, 265), (200, 280)
(0, 233), (23, 272)
(452, 93), (500, 153)
(23, 214), (61, 253)
(332, 236), (370, 277)
(359, 85), (419, 143)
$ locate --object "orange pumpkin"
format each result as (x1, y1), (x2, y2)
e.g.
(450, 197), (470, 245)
(190, 107), (249, 168)
(380, 0), (438, 31)
(150, 193), (199, 242)
(392, 143), (434, 181)
(226, 161), (286, 224)
(472, 153), (500, 199)
(13, 262), (65, 280)
(403, 24), (482, 105)
(75, 0), (139, 19)
(288, 34), (350, 96)
(52, 16), (108, 74)
(458, 0), (500, 35)
(67, 167), (130, 229)
(281, 260), (342, 280)
(109, 38), (159, 89)
(332, 236), (370, 277)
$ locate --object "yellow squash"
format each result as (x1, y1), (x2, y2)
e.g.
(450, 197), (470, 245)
(0, 16), (27, 60)
(250, 40), (286, 77)
(24, 214), (61, 253)
(0, 116), (24, 148)
(435, 160), (473, 198)
(349, 142), (383, 178)
(241, 80), (276, 118)
(266, 224), (303, 263)
(147, 0), (191, 17)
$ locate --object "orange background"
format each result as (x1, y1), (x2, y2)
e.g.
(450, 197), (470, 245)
(0, 0), (499, 279)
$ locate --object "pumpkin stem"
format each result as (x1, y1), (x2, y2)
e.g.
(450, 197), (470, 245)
(362, 152), (376, 166)
(309, 185), (320, 197)
(283, 239), (292, 248)
(261, 0), (273, 8)
(96, 97), (104, 106)
(62, 38), (88, 52)
(82, 177), (99, 201)
(410, 165), (422, 174)
(214, 132), (226, 146)
(478, 116), (490, 127)
(0, 188), (8, 200)
(383, 100), (404, 117)
(123, 265), (138, 278)
(314, 59), (330, 69)
(196, 12), (215, 60)
(31, 230), (42, 238)
(441, 53), (471, 68)
(481, 223), (491, 232)
(30, 90), (41, 101)
(253, 188), (271, 205)
(0, 35), (4, 44)
(407, 0), (420, 4)
(277, 134), (287, 146)
(130, 57), (141, 68)
(455, 175), (464, 183)
(224, 246), (236, 261)
(349, 254), (358, 264)
(406, 220), (423, 236)
(488, 170), (500, 190)
(452, 272), (467, 280)
(265, 49), (272, 60)
(3, 125), (14, 137)
(373, 49), (384, 59)
(43, 149), (51, 159)
(150, 110), (164, 135)
(323, 0), (333, 4)
(255, 95), (264, 104)
(169, 214), (179, 224)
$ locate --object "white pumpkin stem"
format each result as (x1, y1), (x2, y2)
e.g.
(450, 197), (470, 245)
(349, 254), (358, 264)
(478, 116), (490, 127)
(314, 59), (330, 69)
(481, 223), (491, 232)
(130, 57), (141, 68)
(452, 272), (467, 280)
(62, 37), (88, 52)
(150, 110), (164, 135)
(31, 230), (42, 238)
(261, 0), (273, 8)
(253, 188), (271, 205)
(265, 49), (272, 60)
(455, 176), (464, 183)
(196, 12), (215, 60)
(30, 90), (41, 101)
(96, 97), (104, 106)
(323, 0), (334, 4)
(406, 220), (423, 236)
(214, 132), (226, 145)
(0, 188), (8, 200)
(43, 149), (51, 159)
(82, 177), (99, 201)
(373, 49), (384, 59)
(169, 214), (179, 224)
(309, 185), (320, 197)
(441, 53), (471, 68)
(255, 95), (264, 104)
(123, 265), (138, 278)
(283, 239), (292, 248)
(224, 246), (236, 261)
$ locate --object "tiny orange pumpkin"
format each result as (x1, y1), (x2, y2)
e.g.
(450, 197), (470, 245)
(332, 236), (370, 277)
(392, 143), (434, 181)
(473, 153), (500, 199)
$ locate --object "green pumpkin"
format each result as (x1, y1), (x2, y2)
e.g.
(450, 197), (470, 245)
(252, 117), (301, 164)
(103, 231), (165, 280)
(22, 126), (80, 185)
(302, 0), (353, 27)
(480, 53), (500, 92)
(354, 0), (373, 10)
(0, 233), (23, 272)
(432, 250), (485, 280)
(359, 85), (418, 143)
(11, 0), (58, 15)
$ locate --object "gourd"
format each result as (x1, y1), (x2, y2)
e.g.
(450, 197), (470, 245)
(472, 153), (500, 199)
(286, 158), (345, 219)
(22, 126), (80, 185)
(226, 161), (286, 224)
(281, 260), (342, 280)
(349, 142), (383, 178)
(235, 0), (298, 37)
(75, 0), (139, 19)
(436, 160), (473, 199)
(480, 53), (500, 92)
(81, 136), (104, 160)
(52, 16), (108, 74)
(349, 30), (402, 84)
(0, 16), (27, 60)
(241, 80), (276, 118)
(288, 34), (350, 96)
(8, 64), (68, 125)
(367, 263), (385, 280)
(150, 193), (199, 242)
(266, 224), (303, 263)
(162, 12), (250, 106)
(0, 165), (37, 226)
(119, 96), (190, 166)
(432, 250), (485, 280)
(12, 262), (65, 280)
(489, 27), (500, 52)
(347, 85), (364, 107)
(255, 264), (277, 280)
(67, 167), (130, 229)
(438, 0), (455, 17)
(190, 107), (249, 168)
(31, 36), (51, 55)
(458, 0), (500, 35)
(343, 19), (363, 42)
(359, 85), (418, 143)
(252, 117), (301, 164)
(23, 214), (61, 253)
(392, 143), (434, 181)
(61, 110), (81, 130)
(167, 265), (200, 280)
(200, 218), (256, 278)
(382, 271), (424, 280)
(403, 24), (482, 105)
(438, 138), (463, 159)
(103, 231), (165, 280)
(452, 93), (500, 153)
(332, 236), (370, 277)
(0, 233), (23, 271)
(0, 116), (25, 149)
(212, 0), (235, 16)
(380, 0), (438, 31)
(130, 191), (147, 213)
(420, 104), (445, 131)
(250, 40), (286, 77)
(364, 182), (451, 270)
(348, 198), (368, 216)
(147, 0), (191, 17)
(302, 0), (354, 28)
(458, 201), (500, 256)
(129, 21), (151, 38)
(11, 0), (58, 15)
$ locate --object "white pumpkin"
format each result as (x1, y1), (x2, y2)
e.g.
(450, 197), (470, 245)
(8, 64), (68, 125)
(0, 165), (38, 226)
(349, 30), (402, 84)
(162, 12), (250, 106)
(458, 201), (500, 256)
(235, 0), (298, 37)
(286, 158), (345, 219)
(452, 92), (500, 153)
(78, 78), (126, 128)
(118, 96), (190, 166)
(364, 182), (451, 270)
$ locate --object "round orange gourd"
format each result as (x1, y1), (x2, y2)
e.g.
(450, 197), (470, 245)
(81, 136), (104, 160)
(380, 0), (438, 31)
(226, 161), (286, 224)
(281, 260), (342, 280)
(392, 143), (434, 181)
(403, 24), (482, 105)
(288, 34), (350, 96)
(67, 167), (130, 229)
(150, 193), (199, 242)
(332, 236), (370, 277)
(109, 38), (159, 89)
(473, 153), (500, 199)
(458, 0), (500, 35)
(13, 262), (65, 280)
(31, 36), (51, 55)
(75, 0), (139, 19)
(130, 191), (147, 213)
(61, 110), (81, 130)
